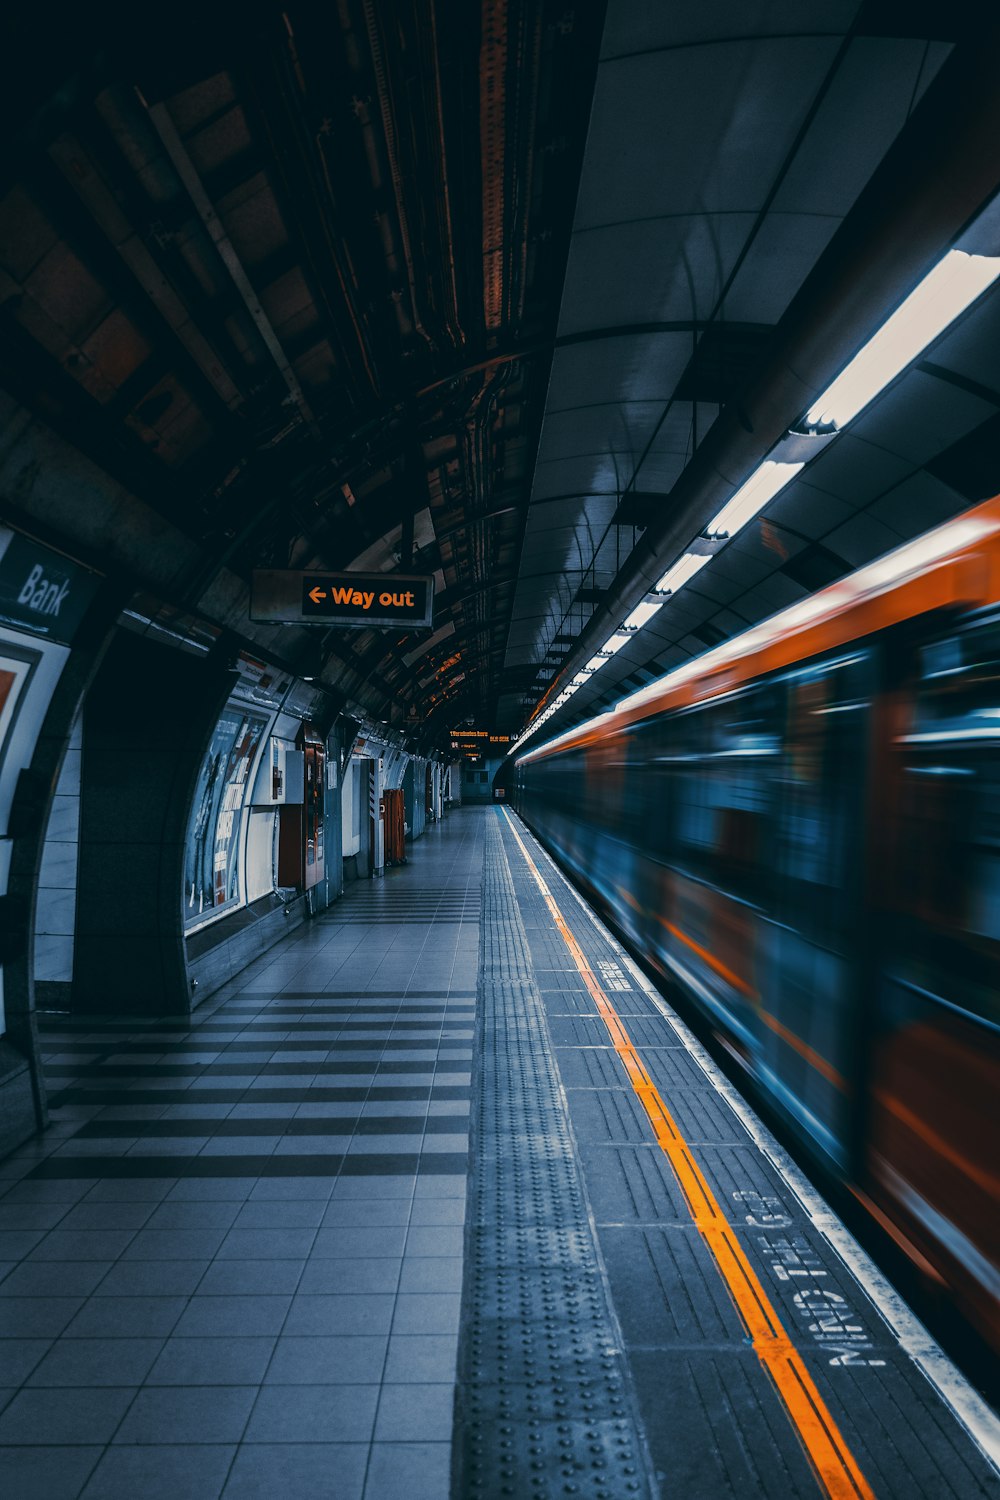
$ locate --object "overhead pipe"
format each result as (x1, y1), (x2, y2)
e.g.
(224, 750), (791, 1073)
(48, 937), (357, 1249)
(139, 93), (322, 443)
(531, 19), (1000, 730)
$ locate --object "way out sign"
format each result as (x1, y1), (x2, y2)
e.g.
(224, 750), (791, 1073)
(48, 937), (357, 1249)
(251, 570), (434, 629)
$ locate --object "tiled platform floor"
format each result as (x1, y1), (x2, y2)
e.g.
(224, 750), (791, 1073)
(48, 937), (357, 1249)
(5, 804), (994, 1500)
(0, 810), (483, 1500)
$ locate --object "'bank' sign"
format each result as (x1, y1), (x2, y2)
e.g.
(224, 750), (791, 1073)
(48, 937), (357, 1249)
(0, 534), (101, 645)
(251, 570), (434, 630)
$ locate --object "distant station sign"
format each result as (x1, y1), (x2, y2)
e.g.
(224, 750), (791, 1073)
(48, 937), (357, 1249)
(251, 571), (434, 630)
(450, 728), (513, 757)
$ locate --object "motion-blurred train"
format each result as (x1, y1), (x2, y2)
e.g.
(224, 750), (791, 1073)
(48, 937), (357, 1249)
(515, 495), (1000, 1353)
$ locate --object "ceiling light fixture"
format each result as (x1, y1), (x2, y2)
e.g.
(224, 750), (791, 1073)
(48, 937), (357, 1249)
(705, 461), (805, 539)
(655, 552), (713, 594)
(622, 600), (663, 630)
(804, 249), (1000, 430)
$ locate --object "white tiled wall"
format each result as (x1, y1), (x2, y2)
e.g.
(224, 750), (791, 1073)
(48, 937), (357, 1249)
(34, 715), (81, 983)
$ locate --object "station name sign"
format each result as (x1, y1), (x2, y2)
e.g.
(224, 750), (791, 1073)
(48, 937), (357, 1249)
(450, 728), (513, 754)
(0, 534), (101, 646)
(251, 570), (434, 630)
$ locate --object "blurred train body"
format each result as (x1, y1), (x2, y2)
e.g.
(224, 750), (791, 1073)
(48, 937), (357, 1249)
(515, 497), (1000, 1353)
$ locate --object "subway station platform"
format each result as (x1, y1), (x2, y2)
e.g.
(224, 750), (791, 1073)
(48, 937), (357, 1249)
(0, 807), (998, 1499)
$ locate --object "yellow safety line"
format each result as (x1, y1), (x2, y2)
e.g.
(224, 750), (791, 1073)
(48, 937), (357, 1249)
(500, 809), (875, 1500)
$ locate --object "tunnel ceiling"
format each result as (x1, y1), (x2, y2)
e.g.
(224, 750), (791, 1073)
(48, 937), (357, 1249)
(2, 3), (1000, 749)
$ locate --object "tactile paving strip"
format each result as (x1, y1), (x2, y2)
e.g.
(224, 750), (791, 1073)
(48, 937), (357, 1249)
(454, 817), (654, 1500)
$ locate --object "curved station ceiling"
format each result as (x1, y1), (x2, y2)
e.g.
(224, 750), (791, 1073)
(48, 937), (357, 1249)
(2, 2), (1000, 752)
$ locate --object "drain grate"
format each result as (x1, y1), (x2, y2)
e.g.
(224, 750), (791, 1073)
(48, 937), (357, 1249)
(453, 816), (653, 1499)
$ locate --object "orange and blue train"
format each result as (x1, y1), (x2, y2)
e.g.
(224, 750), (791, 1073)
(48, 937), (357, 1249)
(515, 495), (1000, 1353)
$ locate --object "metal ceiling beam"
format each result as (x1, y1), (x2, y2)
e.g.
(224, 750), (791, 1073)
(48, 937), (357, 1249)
(141, 94), (321, 442)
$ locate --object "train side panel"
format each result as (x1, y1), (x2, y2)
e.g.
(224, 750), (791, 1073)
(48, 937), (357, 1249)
(515, 610), (1000, 1350)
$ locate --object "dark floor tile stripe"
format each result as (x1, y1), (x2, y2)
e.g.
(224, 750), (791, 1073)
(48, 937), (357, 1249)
(23, 1152), (468, 1179)
(72, 1115), (465, 1138)
(45, 1058), (472, 1079)
(48, 1085), (471, 1107)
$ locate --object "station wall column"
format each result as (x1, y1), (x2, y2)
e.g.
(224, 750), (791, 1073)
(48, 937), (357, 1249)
(324, 725), (344, 906)
(369, 755), (385, 878)
(3, 584), (123, 1147)
(72, 631), (233, 1016)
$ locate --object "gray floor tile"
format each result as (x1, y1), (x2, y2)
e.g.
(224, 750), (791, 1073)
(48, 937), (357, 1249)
(283, 1294), (395, 1337)
(408, 1198), (465, 1226)
(55, 1202), (156, 1231)
(197, 1258), (306, 1296)
(264, 1334), (387, 1385)
(165, 1180), (254, 1202)
(114, 1384), (256, 1444)
(0, 1259), (112, 1297)
(172, 1296), (292, 1338)
(246, 1178), (337, 1201)
(391, 1294), (462, 1336)
(216, 1227), (318, 1259)
(65, 1296), (188, 1338)
(331, 1175), (415, 1200)
(398, 1257), (463, 1294)
(233, 1200), (327, 1229)
(27, 1336), (163, 1387)
(95, 1259), (211, 1296)
(0, 1230), (46, 1259)
(0, 1337), (53, 1385)
(312, 1226), (408, 1259)
(374, 1382), (454, 1442)
(0, 1385), (136, 1444)
(412, 1176), (466, 1198)
(320, 1199), (412, 1228)
(81, 1443), (235, 1499)
(146, 1336), (277, 1386)
(0, 1297), (85, 1337)
(123, 1228), (229, 1261)
(298, 1257), (400, 1294)
(221, 1442), (367, 1500)
(144, 1200), (243, 1230)
(244, 1383), (378, 1443)
(28, 1229), (137, 1261)
(383, 1334), (458, 1385)
(0, 1445), (102, 1500)
(0, 1202), (71, 1231)
(404, 1225), (464, 1257)
(363, 1441), (451, 1500)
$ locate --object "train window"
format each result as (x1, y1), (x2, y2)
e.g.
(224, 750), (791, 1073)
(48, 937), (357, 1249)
(915, 616), (1000, 730)
(671, 688), (778, 901)
(774, 653), (870, 947)
(891, 617), (1000, 1028)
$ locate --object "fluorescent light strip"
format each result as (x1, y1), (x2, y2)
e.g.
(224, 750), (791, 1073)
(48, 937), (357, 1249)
(623, 600), (663, 630)
(656, 552), (712, 593)
(806, 249), (1000, 430)
(706, 461), (804, 538)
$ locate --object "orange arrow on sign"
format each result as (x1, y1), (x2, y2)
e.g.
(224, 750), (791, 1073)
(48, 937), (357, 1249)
(308, 586), (326, 603)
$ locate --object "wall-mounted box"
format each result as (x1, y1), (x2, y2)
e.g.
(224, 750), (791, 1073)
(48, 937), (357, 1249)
(251, 739), (305, 805)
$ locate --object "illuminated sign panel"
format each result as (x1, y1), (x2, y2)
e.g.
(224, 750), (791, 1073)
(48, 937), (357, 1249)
(251, 571), (434, 629)
(449, 728), (513, 758)
(0, 535), (100, 645)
